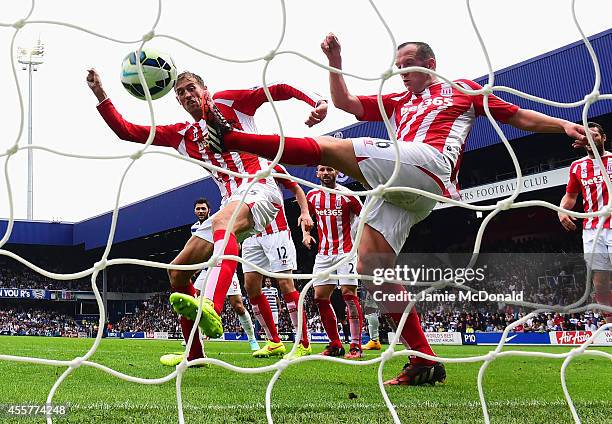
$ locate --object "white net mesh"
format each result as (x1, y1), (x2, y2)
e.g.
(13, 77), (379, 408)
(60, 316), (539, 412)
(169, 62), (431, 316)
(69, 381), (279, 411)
(1, 1), (611, 423)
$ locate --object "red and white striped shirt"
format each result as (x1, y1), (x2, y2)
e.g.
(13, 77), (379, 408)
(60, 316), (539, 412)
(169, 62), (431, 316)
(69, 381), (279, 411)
(357, 79), (519, 196)
(97, 82), (324, 206)
(259, 164), (298, 236)
(307, 185), (362, 255)
(566, 153), (612, 229)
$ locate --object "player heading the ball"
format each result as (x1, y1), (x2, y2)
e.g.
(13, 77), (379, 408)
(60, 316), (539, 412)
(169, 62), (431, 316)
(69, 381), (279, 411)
(86, 66), (328, 364)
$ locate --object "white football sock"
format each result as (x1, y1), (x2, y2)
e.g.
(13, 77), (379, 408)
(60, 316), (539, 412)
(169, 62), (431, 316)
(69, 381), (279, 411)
(238, 310), (256, 341)
(366, 313), (379, 341)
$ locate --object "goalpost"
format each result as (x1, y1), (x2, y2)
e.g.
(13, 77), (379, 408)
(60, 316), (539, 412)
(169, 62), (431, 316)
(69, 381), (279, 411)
(0, 1), (611, 424)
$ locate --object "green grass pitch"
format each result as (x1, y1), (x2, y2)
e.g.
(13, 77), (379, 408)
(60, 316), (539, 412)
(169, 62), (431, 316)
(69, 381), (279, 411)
(0, 336), (610, 423)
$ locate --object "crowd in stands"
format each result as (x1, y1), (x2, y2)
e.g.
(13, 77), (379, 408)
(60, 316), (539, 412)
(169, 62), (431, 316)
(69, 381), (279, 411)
(0, 308), (92, 336)
(0, 267), (90, 291)
(1, 238), (609, 338)
(0, 298), (607, 339)
(113, 293), (180, 334)
(421, 310), (605, 333)
(0, 259), (167, 293)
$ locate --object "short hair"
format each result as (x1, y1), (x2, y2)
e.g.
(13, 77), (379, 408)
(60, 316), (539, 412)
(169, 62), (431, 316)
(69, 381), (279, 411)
(397, 41), (435, 61)
(176, 71), (205, 89)
(193, 198), (210, 209)
(588, 121), (606, 137)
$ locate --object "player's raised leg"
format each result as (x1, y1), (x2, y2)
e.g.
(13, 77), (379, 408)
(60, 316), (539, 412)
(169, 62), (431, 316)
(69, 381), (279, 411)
(201, 99), (365, 184)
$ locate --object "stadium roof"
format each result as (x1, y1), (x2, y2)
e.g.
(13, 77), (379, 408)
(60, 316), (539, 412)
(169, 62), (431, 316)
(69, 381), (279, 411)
(0, 166), (320, 250)
(2, 29), (611, 249)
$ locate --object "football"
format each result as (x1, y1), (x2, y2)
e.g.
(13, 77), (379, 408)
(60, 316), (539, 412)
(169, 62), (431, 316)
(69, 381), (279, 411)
(120, 47), (177, 100)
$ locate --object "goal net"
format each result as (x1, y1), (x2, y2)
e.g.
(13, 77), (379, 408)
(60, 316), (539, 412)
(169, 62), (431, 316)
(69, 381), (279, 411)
(0, 1), (610, 423)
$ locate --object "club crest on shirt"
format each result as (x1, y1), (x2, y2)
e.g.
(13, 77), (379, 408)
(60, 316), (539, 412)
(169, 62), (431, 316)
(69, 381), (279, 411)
(440, 84), (453, 97)
(607, 158), (612, 174)
(336, 197), (342, 209)
(186, 123), (204, 144)
(581, 163), (588, 179)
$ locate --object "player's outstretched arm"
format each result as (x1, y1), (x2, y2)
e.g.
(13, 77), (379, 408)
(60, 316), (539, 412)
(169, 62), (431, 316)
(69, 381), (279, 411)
(321, 33), (364, 118)
(263, 83), (329, 127)
(506, 109), (590, 145)
(558, 192), (579, 231)
(86, 69), (182, 147)
(217, 82), (328, 127)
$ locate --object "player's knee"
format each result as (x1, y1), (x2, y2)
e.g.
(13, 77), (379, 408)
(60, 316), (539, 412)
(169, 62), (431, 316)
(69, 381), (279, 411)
(168, 269), (184, 288)
(212, 207), (250, 234)
(277, 278), (295, 293)
(233, 304), (246, 315)
(357, 260), (371, 276)
(341, 286), (357, 296)
(358, 255), (391, 277)
(245, 283), (261, 298)
(316, 137), (333, 156)
(593, 276), (610, 291)
(314, 289), (332, 301)
(211, 211), (228, 230)
(167, 267), (176, 283)
(167, 263), (190, 288)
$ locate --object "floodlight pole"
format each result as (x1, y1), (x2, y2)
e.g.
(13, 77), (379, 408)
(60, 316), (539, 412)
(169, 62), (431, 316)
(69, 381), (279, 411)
(26, 64), (33, 220)
(17, 39), (45, 220)
(102, 269), (108, 323)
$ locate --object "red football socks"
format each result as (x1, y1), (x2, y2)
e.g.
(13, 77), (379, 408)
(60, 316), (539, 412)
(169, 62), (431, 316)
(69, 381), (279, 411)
(315, 298), (342, 347)
(283, 291), (309, 348)
(343, 294), (363, 349)
(250, 293), (281, 343)
(224, 132), (321, 166)
(206, 230), (239, 314)
(388, 309), (436, 366)
(173, 283), (204, 360)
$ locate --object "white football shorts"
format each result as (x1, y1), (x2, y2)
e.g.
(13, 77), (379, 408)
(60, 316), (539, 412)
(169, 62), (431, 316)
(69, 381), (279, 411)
(352, 138), (453, 254)
(193, 180), (283, 244)
(194, 269), (242, 296)
(242, 230), (297, 273)
(583, 228), (612, 271)
(312, 252), (358, 287)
